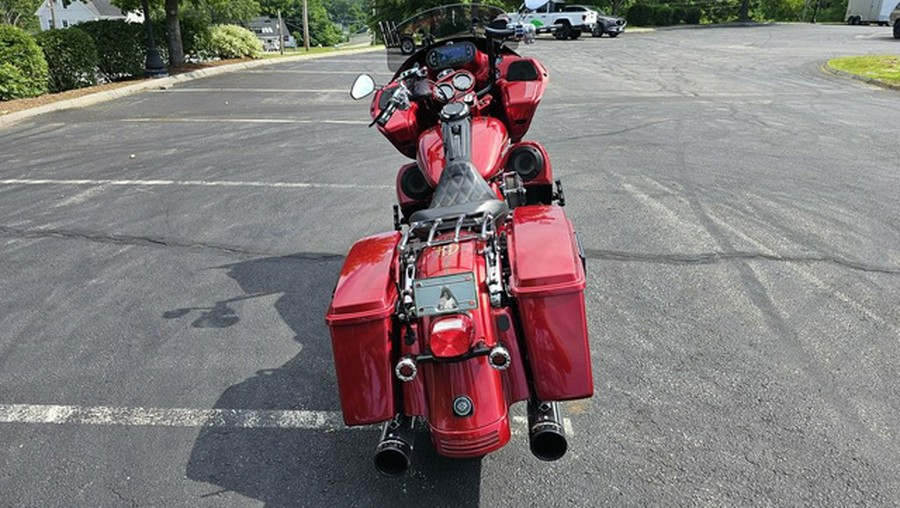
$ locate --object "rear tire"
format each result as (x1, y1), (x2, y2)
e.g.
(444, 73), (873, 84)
(894, 21), (900, 39)
(569, 30), (581, 40)
(608, 32), (619, 38)
(399, 37), (415, 55)
(592, 25), (603, 37)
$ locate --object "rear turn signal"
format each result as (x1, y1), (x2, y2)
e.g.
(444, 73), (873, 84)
(488, 345), (511, 370)
(395, 357), (418, 382)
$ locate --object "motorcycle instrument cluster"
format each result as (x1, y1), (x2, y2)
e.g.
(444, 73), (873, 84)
(451, 72), (474, 91)
(425, 41), (477, 70)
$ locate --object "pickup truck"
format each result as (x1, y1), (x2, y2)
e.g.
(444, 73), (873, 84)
(509, 0), (598, 40)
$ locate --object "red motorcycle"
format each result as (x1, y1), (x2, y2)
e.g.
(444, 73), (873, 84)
(325, 3), (593, 476)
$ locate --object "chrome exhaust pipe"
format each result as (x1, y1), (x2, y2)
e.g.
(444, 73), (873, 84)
(373, 415), (416, 477)
(527, 400), (568, 461)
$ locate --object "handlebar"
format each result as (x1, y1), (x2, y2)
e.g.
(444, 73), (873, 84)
(370, 24), (535, 128)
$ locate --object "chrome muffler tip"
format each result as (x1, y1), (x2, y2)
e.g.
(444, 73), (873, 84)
(488, 345), (511, 370)
(395, 356), (418, 382)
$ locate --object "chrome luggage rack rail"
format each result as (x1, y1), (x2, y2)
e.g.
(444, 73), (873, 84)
(399, 212), (498, 253)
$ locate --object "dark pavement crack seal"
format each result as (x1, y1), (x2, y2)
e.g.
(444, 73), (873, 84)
(0, 225), (342, 261)
(3, 225), (895, 274)
(583, 248), (900, 275)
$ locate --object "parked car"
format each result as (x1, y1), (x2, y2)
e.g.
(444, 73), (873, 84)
(562, 4), (626, 37)
(892, 1), (900, 38)
(509, 0), (598, 40)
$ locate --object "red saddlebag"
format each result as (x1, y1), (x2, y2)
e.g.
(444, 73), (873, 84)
(325, 232), (400, 425)
(508, 205), (593, 401)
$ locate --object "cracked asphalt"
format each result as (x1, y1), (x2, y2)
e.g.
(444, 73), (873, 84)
(1, 23), (900, 506)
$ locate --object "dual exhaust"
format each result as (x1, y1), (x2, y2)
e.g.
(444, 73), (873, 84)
(372, 400), (568, 476)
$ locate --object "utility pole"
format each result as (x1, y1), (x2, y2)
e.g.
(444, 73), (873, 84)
(278, 9), (284, 54)
(302, 0), (310, 51)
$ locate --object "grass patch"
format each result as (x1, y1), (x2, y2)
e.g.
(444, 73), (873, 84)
(828, 55), (900, 86)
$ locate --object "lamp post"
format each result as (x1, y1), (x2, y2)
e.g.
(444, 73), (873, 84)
(141, 0), (168, 77)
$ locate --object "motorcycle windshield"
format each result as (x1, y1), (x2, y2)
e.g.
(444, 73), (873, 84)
(384, 3), (515, 72)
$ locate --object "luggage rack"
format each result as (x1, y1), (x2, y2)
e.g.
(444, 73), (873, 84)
(398, 212), (498, 253)
(396, 211), (505, 318)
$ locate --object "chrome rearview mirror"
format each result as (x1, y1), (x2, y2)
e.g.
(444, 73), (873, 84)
(524, 0), (548, 11)
(350, 74), (376, 100)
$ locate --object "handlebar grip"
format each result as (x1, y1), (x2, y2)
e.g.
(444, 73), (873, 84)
(484, 26), (516, 38)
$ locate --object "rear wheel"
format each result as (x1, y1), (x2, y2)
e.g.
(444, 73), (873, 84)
(399, 36), (415, 55)
(608, 32), (619, 38)
(894, 21), (900, 39)
(592, 25), (603, 37)
(569, 30), (581, 39)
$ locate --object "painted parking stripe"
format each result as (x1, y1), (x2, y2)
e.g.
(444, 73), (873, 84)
(0, 178), (391, 190)
(0, 404), (347, 430)
(120, 118), (369, 125)
(0, 404), (573, 435)
(242, 70), (389, 75)
(155, 88), (347, 93)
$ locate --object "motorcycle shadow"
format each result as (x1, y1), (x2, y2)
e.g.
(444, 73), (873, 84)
(183, 254), (483, 507)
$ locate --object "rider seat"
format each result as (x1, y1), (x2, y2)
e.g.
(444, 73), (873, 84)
(409, 161), (508, 225)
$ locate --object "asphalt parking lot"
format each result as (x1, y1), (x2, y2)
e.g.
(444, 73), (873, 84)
(1, 23), (899, 506)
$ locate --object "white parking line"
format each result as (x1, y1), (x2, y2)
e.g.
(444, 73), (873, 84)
(0, 403), (347, 430)
(0, 178), (391, 190)
(155, 88), (347, 93)
(120, 118), (369, 125)
(0, 403), (573, 435)
(243, 70), (388, 75)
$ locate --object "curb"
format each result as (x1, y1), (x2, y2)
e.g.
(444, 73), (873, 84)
(820, 62), (900, 91)
(0, 45), (382, 129)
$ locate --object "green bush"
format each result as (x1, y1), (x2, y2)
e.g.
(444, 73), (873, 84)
(78, 19), (145, 81)
(653, 4), (674, 26)
(626, 3), (654, 25)
(0, 25), (48, 100)
(152, 10), (212, 62)
(202, 24), (261, 59)
(682, 6), (703, 24)
(35, 28), (99, 93)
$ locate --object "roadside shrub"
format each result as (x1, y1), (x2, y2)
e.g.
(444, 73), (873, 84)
(202, 24), (261, 59)
(35, 28), (99, 93)
(653, 4), (674, 26)
(682, 6), (703, 24)
(78, 19), (145, 81)
(626, 3), (654, 25)
(179, 11), (213, 59)
(0, 25), (48, 100)
(152, 11), (212, 62)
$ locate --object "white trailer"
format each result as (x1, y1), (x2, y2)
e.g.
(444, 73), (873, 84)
(845, 0), (897, 25)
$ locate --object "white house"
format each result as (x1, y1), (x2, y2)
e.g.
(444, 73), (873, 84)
(35, 0), (143, 31)
(247, 16), (297, 51)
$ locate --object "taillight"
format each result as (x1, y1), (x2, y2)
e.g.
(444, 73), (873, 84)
(430, 315), (475, 358)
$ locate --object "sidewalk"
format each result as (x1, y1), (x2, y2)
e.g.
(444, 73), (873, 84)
(0, 45), (381, 129)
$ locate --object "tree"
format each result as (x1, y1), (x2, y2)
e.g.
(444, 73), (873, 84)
(1, 0), (42, 30)
(259, 0), (344, 47)
(112, 0), (183, 65)
(738, 0), (751, 20)
(189, 0), (260, 24)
